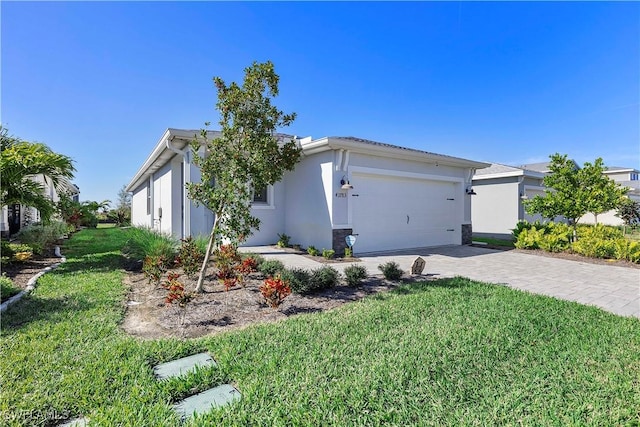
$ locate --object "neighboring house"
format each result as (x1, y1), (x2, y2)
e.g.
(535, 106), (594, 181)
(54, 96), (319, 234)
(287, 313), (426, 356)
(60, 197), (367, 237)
(126, 128), (489, 254)
(579, 166), (640, 226)
(471, 163), (548, 239)
(0, 176), (80, 236)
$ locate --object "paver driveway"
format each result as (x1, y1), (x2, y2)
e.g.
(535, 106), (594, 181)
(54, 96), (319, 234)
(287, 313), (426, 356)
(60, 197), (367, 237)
(243, 245), (640, 318)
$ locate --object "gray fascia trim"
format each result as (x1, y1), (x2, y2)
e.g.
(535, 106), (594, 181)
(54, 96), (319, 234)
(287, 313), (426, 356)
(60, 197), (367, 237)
(300, 137), (489, 169)
(126, 129), (220, 193)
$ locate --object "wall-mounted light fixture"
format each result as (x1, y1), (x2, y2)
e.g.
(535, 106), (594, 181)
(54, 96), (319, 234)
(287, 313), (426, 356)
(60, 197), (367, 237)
(520, 192), (529, 200)
(340, 176), (353, 190)
(465, 187), (477, 195)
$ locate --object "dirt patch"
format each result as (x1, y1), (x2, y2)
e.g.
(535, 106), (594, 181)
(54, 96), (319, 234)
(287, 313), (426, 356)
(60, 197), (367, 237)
(121, 267), (405, 339)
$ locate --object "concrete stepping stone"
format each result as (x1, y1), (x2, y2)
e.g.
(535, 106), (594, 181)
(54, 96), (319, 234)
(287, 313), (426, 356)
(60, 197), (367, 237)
(153, 352), (216, 380)
(174, 384), (241, 420)
(58, 417), (88, 427)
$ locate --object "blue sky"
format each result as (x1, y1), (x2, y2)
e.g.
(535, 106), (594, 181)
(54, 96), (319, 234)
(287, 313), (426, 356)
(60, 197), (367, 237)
(3, 1), (639, 204)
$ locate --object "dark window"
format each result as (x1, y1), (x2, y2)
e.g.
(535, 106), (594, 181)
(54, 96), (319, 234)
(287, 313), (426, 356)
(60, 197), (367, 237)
(253, 186), (268, 203)
(146, 185), (151, 215)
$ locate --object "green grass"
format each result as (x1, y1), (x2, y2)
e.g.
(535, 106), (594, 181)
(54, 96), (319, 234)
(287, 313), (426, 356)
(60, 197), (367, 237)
(2, 228), (639, 426)
(0, 275), (21, 303)
(472, 236), (516, 248)
(623, 227), (640, 241)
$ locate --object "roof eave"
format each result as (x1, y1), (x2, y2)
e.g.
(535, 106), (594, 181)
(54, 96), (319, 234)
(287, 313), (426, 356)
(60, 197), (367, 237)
(301, 137), (489, 169)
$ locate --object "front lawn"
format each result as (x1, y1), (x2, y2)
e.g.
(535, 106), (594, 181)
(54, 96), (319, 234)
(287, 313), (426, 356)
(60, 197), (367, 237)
(1, 228), (639, 426)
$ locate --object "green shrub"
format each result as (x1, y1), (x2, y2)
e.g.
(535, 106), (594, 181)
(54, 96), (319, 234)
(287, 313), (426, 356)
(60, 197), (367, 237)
(142, 255), (170, 284)
(281, 268), (312, 294)
(308, 266), (340, 291)
(577, 223), (624, 241)
(259, 259), (285, 277)
(276, 233), (290, 248)
(613, 239), (640, 263)
(378, 261), (403, 281)
(14, 221), (68, 255)
(307, 245), (319, 256)
(514, 228), (544, 250)
(344, 264), (367, 287)
(0, 274), (20, 302)
(344, 247), (352, 258)
(512, 220), (547, 239)
(176, 236), (205, 277)
(1, 240), (15, 259)
(538, 222), (572, 252)
(572, 238), (617, 259)
(122, 226), (178, 262)
(322, 248), (335, 260)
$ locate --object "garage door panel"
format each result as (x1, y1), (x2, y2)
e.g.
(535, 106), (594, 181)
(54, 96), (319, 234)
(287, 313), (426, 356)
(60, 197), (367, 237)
(351, 174), (457, 253)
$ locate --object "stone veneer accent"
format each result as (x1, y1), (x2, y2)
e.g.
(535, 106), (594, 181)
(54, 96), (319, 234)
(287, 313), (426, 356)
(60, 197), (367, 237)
(332, 228), (353, 257)
(462, 224), (473, 245)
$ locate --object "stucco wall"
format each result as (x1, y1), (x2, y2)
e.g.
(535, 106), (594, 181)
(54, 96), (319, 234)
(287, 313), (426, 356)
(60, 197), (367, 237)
(153, 162), (173, 235)
(472, 177), (519, 237)
(283, 151), (334, 251)
(131, 181), (151, 228)
(243, 181), (286, 246)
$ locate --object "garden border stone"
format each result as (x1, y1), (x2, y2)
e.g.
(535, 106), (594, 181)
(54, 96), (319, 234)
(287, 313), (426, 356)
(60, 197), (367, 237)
(0, 246), (66, 313)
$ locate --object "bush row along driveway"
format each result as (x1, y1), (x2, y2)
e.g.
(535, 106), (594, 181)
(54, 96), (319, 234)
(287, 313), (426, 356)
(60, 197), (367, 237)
(245, 245), (640, 318)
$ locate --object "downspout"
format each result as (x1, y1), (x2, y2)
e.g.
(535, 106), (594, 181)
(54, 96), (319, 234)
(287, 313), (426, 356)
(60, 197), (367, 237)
(166, 137), (191, 238)
(517, 176), (525, 221)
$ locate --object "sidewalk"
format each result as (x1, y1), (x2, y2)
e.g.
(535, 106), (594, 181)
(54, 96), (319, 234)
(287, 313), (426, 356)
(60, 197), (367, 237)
(241, 245), (640, 318)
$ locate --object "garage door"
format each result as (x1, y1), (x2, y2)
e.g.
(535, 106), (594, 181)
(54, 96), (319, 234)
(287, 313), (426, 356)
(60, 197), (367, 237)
(350, 173), (458, 253)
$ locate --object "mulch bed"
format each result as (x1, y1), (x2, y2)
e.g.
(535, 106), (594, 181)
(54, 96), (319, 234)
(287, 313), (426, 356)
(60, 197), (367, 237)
(3, 252), (64, 291)
(121, 268), (406, 339)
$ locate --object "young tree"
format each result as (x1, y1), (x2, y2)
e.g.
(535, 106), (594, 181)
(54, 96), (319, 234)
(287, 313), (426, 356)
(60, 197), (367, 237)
(1, 126), (75, 224)
(580, 158), (628, 224)
(524, 154), (627, 238)
(187, 61), (301, 292)
(616, 198), (640, 234)
(525, 154), (583, 226)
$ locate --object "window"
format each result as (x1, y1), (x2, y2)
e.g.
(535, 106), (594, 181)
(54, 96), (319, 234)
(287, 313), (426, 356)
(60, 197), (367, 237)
(631, 173), (639, 181)
(146, 185), (151, 215)
(253, 186), (268, 203)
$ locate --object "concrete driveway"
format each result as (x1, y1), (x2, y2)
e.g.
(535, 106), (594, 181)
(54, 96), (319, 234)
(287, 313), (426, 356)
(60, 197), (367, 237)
(242, 245), (640, 318)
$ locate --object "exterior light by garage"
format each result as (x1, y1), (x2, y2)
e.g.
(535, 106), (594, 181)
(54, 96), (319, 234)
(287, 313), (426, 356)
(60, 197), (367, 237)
(465, 187), (477, 195)
(340, 176), (353, 190)
(520, 192), (529, 200)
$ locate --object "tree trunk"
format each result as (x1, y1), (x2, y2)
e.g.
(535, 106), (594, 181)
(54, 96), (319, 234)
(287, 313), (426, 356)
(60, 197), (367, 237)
(195, 213), (221, 293)
(594, 213), (598, 224)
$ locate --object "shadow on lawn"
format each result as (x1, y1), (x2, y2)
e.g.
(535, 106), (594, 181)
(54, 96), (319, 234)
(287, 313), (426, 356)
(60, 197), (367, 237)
(0, 293), (99, 333)
(369, 276), (473, 301)
(55, 252), (126, 274)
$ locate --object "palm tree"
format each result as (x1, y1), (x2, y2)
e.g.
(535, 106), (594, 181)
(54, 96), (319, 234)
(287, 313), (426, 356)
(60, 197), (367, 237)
(1, 126), (76, 224)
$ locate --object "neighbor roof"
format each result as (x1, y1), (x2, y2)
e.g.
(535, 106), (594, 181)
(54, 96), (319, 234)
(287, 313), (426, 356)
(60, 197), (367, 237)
(473, 163), (546, 180)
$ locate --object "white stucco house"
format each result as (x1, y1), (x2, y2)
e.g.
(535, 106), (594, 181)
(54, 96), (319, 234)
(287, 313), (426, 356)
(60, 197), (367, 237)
(1, 176), (80, 237)
(126, 128), (489, 254)
(471, 163), (549, 238)
(472, 161), (640, 236)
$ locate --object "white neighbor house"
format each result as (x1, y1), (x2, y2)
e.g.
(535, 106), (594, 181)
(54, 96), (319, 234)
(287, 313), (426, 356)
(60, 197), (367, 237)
(1, 176), (80, 237)
(126, 128), (489, 254)
(471, 163), (549, 239)
(472, 162), (640, 237)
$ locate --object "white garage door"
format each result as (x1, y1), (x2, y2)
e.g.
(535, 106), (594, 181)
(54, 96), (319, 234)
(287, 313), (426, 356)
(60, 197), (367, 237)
(350, 173), (458, 253)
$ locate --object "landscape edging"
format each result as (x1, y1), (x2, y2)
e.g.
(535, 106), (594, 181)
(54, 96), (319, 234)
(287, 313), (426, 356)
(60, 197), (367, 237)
(1, 247), (66, 313)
